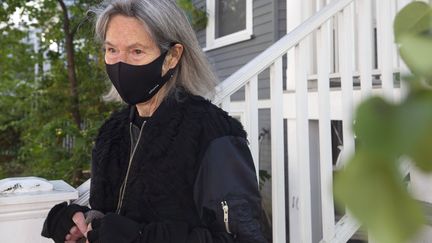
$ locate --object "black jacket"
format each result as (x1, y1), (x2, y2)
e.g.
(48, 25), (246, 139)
(89, 90), (267, 243)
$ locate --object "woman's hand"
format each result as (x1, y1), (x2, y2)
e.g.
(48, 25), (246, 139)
(41, 202), (90, 243)
(64, 212), (88, 243)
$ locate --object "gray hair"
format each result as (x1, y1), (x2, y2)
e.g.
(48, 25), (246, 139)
(90, 0), (217, 102)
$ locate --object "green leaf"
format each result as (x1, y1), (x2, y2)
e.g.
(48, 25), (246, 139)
(399, 34), (432, 80)
(334, 152), (425, 243)
(394, 2), (432, 43)
(397, 91), (432, 171)
(354, 97), (399, 158)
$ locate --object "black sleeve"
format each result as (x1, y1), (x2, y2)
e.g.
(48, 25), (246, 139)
(88, 136), (267, 243)
(192, 136), (267, 243)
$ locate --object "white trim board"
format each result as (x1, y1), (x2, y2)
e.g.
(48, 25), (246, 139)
(204, 0), (253, 51)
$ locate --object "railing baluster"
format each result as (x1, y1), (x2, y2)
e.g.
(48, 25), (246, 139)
(270, 57), (286, 243)
(287, 117), (301, 242)
(286, 0), (302, 92)
(338, 3), (355, 166)
(304, 0), (316, 78)
(317, 19), (335, 242)
(287, 103), (301, 242)
(296, 40), (313, 243)
(357, 0), (374, 97)
(376, 0), (395, 100)
(245, 76), (259, 180)
(335, 4), (362, 242)
(288, 46), (301, 242)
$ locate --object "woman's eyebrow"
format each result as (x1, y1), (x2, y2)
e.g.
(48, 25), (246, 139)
(127, 43), (150, 50)
(103, 41), (149, 48)
(103, 41), (114, 46)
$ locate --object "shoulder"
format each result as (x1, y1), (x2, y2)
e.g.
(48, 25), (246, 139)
(94, 106), (130, 147)
(100, 106), (129, 131)
(182, 94), (247, 141)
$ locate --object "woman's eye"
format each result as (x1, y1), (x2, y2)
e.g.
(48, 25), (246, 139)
(133, 49), (143, 55)
(103, 47), (116, 54)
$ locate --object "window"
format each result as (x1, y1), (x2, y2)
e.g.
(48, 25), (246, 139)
(205, 0), (253, 51)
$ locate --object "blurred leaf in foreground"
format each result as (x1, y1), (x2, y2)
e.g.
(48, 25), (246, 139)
(334, 151), (425, 243)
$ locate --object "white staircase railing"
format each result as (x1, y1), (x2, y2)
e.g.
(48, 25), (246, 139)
(211, 0), (408, 242)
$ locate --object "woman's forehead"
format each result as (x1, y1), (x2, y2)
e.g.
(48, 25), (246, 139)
(105, 15), (155, 48)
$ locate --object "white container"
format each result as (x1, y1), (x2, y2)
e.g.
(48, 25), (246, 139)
(0, 178), (78, 243)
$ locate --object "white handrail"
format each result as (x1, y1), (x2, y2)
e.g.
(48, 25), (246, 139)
(212, 0), (355, 105)
(73, 179), (90, 206)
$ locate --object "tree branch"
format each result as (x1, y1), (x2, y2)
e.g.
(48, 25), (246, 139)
(57, 0), (82, 128)
(57, 0), (70, 35)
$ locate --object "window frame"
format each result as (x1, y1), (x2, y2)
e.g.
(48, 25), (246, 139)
(204, 0), (253, 51)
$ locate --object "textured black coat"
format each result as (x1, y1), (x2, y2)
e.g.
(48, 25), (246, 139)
(89, 91), (267, 243)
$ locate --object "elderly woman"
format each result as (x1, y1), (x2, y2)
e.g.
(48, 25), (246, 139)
(41, 0), (267, 243)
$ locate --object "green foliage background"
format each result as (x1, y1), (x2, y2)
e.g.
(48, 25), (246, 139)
(177, 0), (207, 30)
(0, 0), (121, 186)
(334, 2), (432, 243)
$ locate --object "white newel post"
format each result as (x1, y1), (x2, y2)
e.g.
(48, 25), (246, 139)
(0, 177), (78, 243)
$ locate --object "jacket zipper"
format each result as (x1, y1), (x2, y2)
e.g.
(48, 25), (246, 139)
(221, 201), (232, 234)
(116, 122), (145, 214)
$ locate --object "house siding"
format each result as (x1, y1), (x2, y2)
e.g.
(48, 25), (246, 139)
(277, 0), (287, 39)
(194, 0), (275, 82)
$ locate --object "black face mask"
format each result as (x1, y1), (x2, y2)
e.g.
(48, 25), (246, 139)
(105, 51), (175, 105)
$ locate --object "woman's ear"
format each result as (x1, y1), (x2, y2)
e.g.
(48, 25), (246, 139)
(162, 43), (184, 75)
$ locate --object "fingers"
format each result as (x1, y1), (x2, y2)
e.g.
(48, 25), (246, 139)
(66, 226), (84, 241)
(72, 212), (88, 237)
